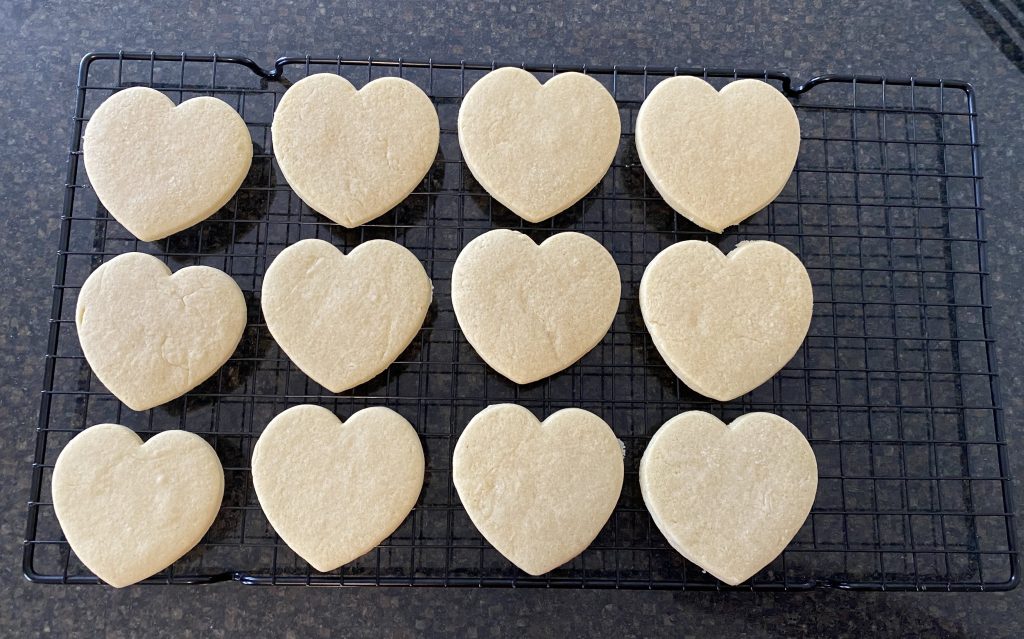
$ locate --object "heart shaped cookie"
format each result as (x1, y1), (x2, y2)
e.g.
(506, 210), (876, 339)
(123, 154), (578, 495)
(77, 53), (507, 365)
(76, 253), (247, 411)
(271, 73), (439, 227)
(251, 405), (425, 571)
(640, 240), (812, 401)
(83, 87), (252, 241)
(458, 67), (621, 223)
(52, 424), (224, 587)
(640, 411), (817, 585)
(261, 238), (431, 393)
(451, 230), (620, 384)
(453, 405), (623, 575)
(636, 77), (800, 232)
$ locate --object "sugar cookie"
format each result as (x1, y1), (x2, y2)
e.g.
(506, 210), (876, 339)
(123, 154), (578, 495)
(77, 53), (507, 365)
(453, 404), (623, 575)
(83, 87), (252, 241)
(252, 405), (424, 571)
(52, 424), (224, 587)
(636, 77), (799, 232)
(261, 238), (431, 393)
(76, 253), (247, 411)
(452, 229), (620, 384)
(458, 67), (620, 222)
(271, 73), (439, 227)
(640, 240), (812, 401)
(640, 411), (817, 585)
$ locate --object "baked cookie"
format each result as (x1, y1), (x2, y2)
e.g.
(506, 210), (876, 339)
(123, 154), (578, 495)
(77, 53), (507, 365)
(640, 240), (813, 401)
(640, 411), (817, 585)
(271, 73), (439, 227)
(260, 238), (431, 393)
(636, 77), (799, 232)
(453, 404), (623, 575)
(251, 405), (424, 571)
(76, 252), (247, 411)
(52, 424), (224, 587)
(458, 67), (620, 223)
(451, 229), (620, 384)
(83, 87), (252, 241)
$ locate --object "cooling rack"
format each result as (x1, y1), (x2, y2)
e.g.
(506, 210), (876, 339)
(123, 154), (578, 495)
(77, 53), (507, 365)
(23, 51), (1017, 591)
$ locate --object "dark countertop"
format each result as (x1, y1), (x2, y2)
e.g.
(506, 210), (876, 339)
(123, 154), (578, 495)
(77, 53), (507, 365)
(2, 1), (1023, 636)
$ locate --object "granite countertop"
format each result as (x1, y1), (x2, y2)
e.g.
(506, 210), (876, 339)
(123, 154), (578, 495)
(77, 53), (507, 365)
(2, 1), (1023, 636)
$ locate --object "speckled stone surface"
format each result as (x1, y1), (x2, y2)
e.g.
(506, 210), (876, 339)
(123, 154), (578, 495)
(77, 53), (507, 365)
(1, 1), (1023, 636)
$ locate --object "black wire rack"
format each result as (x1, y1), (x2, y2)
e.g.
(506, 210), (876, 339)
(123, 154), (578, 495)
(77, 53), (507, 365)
(23, 51), (1018, 591)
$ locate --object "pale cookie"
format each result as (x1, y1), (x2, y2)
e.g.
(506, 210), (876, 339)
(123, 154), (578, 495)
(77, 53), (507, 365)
(640, 240), (812, 401)
(636, 77), (800, 233)
(271, 73), (439, 228)
(83, 87), (252, 241)
(76, 253), (247, 411)
(261, 238), (431, 393)
(458, 67), (621, 223)
(640, 411), (817, 585)
(252, 405), (424, 571)
(453, 404), (623, 575)
(451, 230), (620, 384)
(52, 424), (224, 587)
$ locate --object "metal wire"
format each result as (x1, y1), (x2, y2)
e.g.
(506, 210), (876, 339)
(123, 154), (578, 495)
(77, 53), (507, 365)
(22, 51), (1018, 591)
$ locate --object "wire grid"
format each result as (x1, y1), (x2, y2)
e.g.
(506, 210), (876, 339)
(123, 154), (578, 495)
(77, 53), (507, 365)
(23, 52), (1017, 591)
